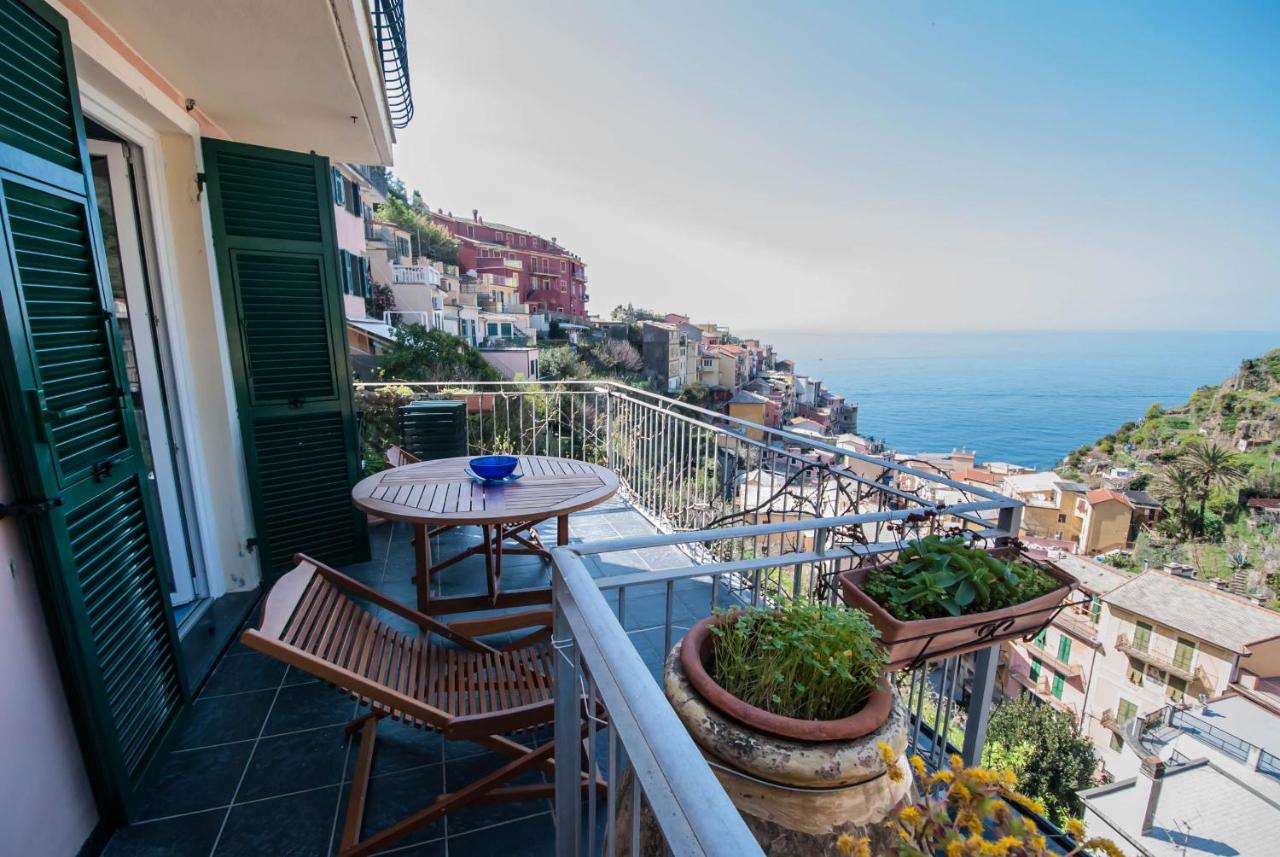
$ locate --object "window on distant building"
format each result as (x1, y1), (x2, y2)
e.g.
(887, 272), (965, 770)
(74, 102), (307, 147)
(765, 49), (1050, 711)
(506, 233), (513, 244)
(467, 225), (475, 238)
(1127, 659), (1144, 686)
(561, 260), (567, 272)
(1057, 635), (1071, 663)
(1029, 656), (1042, 681)
(333, 168), (345, 206)
(487, 322), (498, 338)
(1132, 622), (1152, 653)
(1051, 671), (1065, 699)
(1173, 638), (1196, 672)
(559, 280), (566, 291)
(1167, 676), (1187, 703)
(519, 235), (526, 247)
(1057, 513), (1067, 523)
(1032, 628), (1047, 649)
(1090, 595), (1101, 623)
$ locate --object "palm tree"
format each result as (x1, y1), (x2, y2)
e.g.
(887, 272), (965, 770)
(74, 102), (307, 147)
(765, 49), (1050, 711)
(1182, 441), (1247, 534)
(1153, 463), (1198, 538)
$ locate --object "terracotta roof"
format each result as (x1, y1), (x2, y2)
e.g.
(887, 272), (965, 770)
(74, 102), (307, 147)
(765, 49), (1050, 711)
(1246, 498), (1280, 510)
(714, 343), (745, 356)
(1086, 488), (1132, 507)
(953, 467), (999, 486)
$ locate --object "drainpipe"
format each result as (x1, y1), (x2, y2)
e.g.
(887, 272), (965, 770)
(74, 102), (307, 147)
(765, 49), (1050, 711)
(1079, 642), (1100, 736)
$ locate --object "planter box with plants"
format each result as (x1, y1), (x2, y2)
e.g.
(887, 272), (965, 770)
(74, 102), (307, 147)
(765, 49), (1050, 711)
(642, 603), (914, 856)
(837, 535), (1076, 670)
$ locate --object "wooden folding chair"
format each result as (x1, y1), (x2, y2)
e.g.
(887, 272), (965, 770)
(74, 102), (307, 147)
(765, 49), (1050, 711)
(242, 554), (604, 857)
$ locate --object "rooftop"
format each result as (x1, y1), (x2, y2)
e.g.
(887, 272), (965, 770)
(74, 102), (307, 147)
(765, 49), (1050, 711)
(1081, 760), (1280, 857)
(1002, 471), (1062, 495)
(726, 389), (770, 405)
(1086, 488), (1132, 507)
(1050, 554), (1132, 596)
(1104, 570), (1280, 653)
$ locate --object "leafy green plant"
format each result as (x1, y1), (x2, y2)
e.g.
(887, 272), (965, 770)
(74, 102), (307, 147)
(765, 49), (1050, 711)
(862, 536), (1060, 621)
(708, 604), (886, 721)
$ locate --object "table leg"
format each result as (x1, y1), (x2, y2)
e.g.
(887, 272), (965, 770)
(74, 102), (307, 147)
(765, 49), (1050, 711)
(414, 523), (431, 613)
(557, 514), (569, 547)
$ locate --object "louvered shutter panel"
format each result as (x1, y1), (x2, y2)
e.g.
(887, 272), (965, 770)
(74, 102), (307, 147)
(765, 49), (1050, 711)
(203, 139), (369, 576)
(0, 0), (186, 821)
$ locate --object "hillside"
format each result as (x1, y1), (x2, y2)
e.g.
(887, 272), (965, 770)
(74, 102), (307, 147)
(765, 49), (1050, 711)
(1059, 348), (1280, 604)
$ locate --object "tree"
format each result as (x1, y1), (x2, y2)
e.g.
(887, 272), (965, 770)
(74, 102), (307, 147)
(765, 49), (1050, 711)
(591, 338), (642, 373)
(1183, 441), (1246, 534)
(373, 195), (460, 264)
(539, 346), (588, 380)
(377, 324), (501, 382)
(981, 695), (1100, 826)
(1144, 402), (1164, 420)
(678, 381), (710, 407)
(1153, 463), (1198, 538)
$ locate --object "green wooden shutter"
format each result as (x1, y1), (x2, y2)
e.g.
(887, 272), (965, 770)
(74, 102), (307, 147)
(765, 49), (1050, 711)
(0, 0), (186, 821)
(203, 138), (369, 576)
(339, 248), (351, 294)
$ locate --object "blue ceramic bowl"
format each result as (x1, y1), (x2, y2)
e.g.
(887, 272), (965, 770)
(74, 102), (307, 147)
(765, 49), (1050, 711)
(469, 455), (519, 480)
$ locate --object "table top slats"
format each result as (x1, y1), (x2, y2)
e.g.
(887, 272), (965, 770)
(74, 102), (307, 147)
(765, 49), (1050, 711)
(352, 455), (619, 526)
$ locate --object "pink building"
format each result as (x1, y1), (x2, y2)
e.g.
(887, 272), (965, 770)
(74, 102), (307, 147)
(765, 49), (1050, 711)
(432, 209), (589, 319)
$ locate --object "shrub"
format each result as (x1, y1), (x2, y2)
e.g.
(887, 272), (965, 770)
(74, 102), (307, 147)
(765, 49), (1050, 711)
(357, 384), (414, 474)
(378, 324), (501, 382)
(981, 695), (1102, 825)
(846, 754), (1122, 857)
(708, 604), (885, 721)
(862, 537), (1061, 621)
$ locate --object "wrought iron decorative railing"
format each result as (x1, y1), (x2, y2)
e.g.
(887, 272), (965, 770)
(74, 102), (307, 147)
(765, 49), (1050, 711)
(370, 0), (413, 129)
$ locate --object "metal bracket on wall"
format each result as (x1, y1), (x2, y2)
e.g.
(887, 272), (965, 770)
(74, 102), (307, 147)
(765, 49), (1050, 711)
(0, 497), (63, 520)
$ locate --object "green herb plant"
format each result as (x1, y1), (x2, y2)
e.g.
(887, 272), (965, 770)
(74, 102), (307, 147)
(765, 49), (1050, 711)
(862, 536), (1060, 621)
(708, 604), (886, 721)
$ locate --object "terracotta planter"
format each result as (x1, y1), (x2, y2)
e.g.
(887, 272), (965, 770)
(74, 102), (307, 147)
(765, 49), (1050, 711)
(837, 546), (1077, 670)
(614, 642), (914, 857)
(680, 612), (892, 742)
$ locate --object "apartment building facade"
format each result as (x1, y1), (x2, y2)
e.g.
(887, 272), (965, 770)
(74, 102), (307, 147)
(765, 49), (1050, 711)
(0, 0), (411, 850)
(432, 208), (588, 319)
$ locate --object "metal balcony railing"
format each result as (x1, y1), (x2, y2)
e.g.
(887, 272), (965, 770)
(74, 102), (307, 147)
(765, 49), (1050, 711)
(370, 0), (413, 129)
(352, 381), (1048, 855)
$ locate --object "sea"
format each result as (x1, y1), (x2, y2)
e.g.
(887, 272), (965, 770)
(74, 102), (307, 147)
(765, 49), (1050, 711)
(747, 330), (1280, 471)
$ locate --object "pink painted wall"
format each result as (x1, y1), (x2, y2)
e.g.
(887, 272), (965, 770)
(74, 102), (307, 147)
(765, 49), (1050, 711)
(0, 467), (98, 856)
(334, 206), (365, 254)
(479, 349), (537, 380)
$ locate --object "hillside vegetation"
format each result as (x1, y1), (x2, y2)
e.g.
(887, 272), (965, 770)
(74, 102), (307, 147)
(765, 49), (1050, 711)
(1061, 348), (1280, 606)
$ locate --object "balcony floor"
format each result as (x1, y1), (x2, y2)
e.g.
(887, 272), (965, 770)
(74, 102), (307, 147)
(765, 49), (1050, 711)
(104, 499), (706, 857)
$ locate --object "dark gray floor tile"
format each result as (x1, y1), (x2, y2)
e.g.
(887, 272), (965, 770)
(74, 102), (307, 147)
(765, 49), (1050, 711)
(263, 682), (358, 736)
(135, 741), (254, 820)
(344, 717), (442, 780)
(238, 725), (350, 802)
(443, 751), (549, 834)
(447, 810), (556, 857)
(215, 786), (340, 857)
(175, 688), (275, 750)
(343, 764), (446, 850)
(103, 808), (225, 856)
(202, 652), (287, 696)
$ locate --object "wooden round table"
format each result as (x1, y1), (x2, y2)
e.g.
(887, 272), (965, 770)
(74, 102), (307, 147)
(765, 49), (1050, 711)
(352, 455), (619, 615)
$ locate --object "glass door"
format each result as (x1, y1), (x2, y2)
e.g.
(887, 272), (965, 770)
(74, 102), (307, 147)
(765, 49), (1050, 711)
(88, 139), (201, 612)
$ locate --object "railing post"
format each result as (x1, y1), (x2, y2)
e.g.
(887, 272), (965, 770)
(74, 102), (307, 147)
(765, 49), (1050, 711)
(605, 388), (614, 472)
(997, 502), (1023, 541)
(552, 572), (582, 857)
(961, 645), (999, 767)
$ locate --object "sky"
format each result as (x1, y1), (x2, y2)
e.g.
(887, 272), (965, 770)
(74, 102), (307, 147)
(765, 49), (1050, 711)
(392, 1), (1280, 332)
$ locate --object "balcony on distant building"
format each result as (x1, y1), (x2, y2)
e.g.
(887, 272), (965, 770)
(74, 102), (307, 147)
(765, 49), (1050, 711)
(1116, 634), (1212, 686)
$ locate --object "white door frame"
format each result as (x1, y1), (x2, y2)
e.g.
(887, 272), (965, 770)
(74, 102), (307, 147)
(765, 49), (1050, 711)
(78, 83), (230, 601)
(88, 138), (198, 605)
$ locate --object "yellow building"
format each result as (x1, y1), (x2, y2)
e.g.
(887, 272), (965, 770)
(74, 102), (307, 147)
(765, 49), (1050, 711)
(1077, 489), (1134, 555)
(726, 390), (770, 441)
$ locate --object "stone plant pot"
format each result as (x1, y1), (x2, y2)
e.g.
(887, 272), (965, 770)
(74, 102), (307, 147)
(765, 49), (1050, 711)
(612, 641), (914, 857)
(837, 546), (1077, 670)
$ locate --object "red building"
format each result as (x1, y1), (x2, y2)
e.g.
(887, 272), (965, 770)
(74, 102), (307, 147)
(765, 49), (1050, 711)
(432, 209), (589, 319)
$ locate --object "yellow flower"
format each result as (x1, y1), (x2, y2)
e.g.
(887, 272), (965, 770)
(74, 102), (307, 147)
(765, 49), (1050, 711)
(910, 754), (928, 780)
(878, 741), (896, 765)
(1000, 768), (1018, 789)
(899, 806), (923, 827)
(850, 837), (870, 857)
(931, 769), (955, 786)
(946, 841), (965, 857)
(951, 783), (972, 803)
(1082, 838), (1126, 857)
(1065, 818), (1086, 840)
(950, 753), (964, 771)
(1006, 791), (1047, 816)
(836, 833), (855, 854)
(843, 649), (853, 658)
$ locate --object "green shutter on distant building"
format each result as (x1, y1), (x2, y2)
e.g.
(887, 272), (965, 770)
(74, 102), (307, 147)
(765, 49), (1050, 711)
(0, 0), (186, 822)
(1029, 657), (1042, 681)
(1057, 635), (1072, 663)
(203, 139), (369, 577)
(1051, 672), (1065, 699)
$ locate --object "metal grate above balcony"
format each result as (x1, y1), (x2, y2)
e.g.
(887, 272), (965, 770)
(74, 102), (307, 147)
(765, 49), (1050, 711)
(370, 0), (413, 129)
